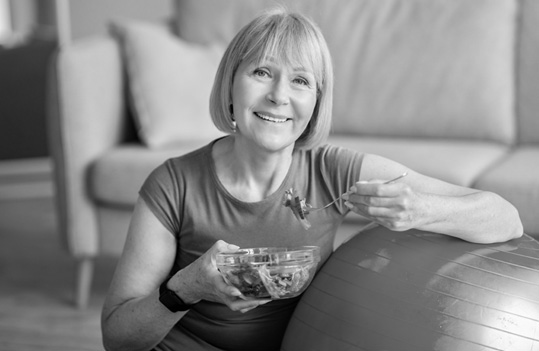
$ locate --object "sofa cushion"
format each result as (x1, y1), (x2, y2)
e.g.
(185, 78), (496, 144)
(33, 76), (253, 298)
(90, 142), (213, 206)
(473, 146), (539, 236)
(322, 0), (517, 144)
(328, 136), (509, 187)
(173, 0), (274, 46)
(110, 20), (225, 149)
(175, 0), (517, 144)
(516, 0), (539, 144)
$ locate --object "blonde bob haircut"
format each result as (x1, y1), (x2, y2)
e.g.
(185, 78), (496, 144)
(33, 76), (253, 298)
(209, 7), (334, 149)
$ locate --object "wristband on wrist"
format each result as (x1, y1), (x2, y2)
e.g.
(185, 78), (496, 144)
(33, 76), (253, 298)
(158, 276), (194, 312)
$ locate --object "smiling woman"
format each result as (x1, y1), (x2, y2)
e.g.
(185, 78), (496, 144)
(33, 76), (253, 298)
(101, 6), (522, 351)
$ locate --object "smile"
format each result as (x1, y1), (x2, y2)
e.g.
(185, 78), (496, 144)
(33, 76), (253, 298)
(254, 112), (289, 124)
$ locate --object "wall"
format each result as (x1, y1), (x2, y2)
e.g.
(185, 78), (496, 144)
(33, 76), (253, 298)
(0, 37), (55, 160)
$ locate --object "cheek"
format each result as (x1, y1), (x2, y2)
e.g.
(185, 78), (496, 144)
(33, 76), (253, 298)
(231, 81), (258, 113)
(299, 94), (318, 122)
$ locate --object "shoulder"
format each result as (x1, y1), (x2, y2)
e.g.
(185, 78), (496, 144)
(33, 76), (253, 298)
(155, 141), (213, 177)
(144, 142), (213, 190)
(301, 143), (365, 166)
(167, 142), (212, 167)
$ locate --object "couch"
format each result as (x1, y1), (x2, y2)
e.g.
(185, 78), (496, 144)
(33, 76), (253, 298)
(47, 0), (539, 308)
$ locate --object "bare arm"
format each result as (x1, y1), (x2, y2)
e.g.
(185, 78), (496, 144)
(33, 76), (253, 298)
(344, 154), (523, 243)
(101, 198), (185, 351)
(101, 198), (269, 351)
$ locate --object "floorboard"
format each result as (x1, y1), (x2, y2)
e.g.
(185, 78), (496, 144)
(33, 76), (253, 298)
(0, 197), (117, 351)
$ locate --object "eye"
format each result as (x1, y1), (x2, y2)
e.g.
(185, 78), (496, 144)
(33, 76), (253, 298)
(293, 77), (310, 86)
(253, 68), (270, 78)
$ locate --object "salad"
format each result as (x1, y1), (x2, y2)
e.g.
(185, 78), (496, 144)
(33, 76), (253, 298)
(219, 262), (316, 299)
(216, 246), (320, 299)
(283, 188), (311, 230)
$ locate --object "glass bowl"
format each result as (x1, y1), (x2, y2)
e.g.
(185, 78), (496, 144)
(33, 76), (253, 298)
(216, 246), (321, 299)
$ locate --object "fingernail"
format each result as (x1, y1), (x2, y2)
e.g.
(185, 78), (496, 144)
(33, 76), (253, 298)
(229, 289), (245, 298)
(227, 244), (240, 251)
(342, 193), (349, 200)
(350, 186), (357, 192)
(259, 299), (272, 305)
(344, 201), (353, 209)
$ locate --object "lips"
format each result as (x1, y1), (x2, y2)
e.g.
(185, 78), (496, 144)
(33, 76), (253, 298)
(254, 112), (289, 124)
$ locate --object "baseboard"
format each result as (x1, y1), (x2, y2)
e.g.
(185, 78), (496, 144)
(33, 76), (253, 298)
(0, 157), (54, 200)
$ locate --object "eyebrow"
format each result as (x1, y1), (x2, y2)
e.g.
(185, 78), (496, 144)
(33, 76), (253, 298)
(258, 57), (314, 75)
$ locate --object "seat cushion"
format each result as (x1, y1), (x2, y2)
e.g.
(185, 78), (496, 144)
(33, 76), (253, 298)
(328, 136), (509, 187)
(473, 146), (539, 236)
(90, 141), (214, 206)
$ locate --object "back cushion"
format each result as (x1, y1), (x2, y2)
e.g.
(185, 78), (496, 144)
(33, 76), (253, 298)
(174, 0), (517, 144)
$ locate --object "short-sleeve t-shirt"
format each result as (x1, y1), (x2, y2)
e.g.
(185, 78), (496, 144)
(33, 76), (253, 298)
(139, 139), (363, 351)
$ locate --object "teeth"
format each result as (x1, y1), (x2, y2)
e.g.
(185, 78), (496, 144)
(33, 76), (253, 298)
(256, 113), (287, 123)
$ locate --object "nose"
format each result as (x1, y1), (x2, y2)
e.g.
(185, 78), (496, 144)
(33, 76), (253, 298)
(266, 79), (290, 105)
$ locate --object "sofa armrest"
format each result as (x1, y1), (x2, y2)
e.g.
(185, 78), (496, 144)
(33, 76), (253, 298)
(47, 36), (128, 257)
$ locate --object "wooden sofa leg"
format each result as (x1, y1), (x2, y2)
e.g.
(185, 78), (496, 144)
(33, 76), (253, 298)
(76, 257), (94, 309)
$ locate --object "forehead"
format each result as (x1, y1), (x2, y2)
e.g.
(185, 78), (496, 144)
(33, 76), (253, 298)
(251, 56), (314, 73)
(245, 41), (322, 80)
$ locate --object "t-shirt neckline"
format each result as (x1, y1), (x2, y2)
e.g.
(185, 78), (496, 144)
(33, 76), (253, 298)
(206, 138), (298, 208)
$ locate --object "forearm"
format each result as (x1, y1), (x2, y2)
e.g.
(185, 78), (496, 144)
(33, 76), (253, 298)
(102, 289), (188, 351)
(418, 191), (523, 244)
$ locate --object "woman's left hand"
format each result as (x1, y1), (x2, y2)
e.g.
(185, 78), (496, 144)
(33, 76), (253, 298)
(342, 178), (425, 231)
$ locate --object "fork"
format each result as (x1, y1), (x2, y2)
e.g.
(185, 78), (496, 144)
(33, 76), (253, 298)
(307, 171), (408, 213)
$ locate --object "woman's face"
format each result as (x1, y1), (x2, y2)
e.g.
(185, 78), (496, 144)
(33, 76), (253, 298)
(231, 57), (318, 153)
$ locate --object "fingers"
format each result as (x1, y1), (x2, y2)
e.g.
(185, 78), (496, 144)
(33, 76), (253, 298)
(239, 302), (271, 313)
(220, 284), (272, 313)
(350, 180), (405, 197)
(234, 299), (272, 313)
(180, 241), (272, 313)
(344, 200), (395, 218)
(343, 182), (406, 212)
(208, 241), (271, 312)
(342, 180), (412, 227)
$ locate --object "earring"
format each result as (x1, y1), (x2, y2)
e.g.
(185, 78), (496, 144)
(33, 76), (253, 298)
(229, 104), (237, 133)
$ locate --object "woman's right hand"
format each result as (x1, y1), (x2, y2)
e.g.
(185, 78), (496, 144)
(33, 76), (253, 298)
(167, 240), (271, 313)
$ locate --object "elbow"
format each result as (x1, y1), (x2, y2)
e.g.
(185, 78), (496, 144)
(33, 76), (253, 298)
(101, 320), (115, 351)
(101, 309), (122, 351)
(490, 193), (524, 243)
(505, 202), (524, 241)
(467, 206), (523, 245)
(101, 331), (128, 351)
(509, 212), (524, 241)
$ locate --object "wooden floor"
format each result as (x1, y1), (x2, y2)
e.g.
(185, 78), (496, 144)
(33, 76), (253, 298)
(0, 196), (117, 351)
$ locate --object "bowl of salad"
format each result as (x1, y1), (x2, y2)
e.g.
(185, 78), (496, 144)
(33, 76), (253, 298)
(216, 246), (321, 299)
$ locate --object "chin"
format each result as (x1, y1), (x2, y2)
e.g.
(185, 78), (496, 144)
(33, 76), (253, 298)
(257, 139), (295, 153)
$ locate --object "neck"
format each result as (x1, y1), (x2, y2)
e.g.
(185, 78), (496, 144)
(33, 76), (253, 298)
(213, 136), (294, 202)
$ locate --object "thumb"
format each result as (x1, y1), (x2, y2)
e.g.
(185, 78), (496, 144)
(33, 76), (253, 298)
(210, 240), (241, 270)
(213, 239), (240, 253)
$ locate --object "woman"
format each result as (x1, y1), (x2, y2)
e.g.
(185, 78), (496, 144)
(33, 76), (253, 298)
(101, 7), (522, 351)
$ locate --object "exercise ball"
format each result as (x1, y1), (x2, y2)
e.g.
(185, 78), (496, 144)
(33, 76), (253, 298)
(282, 227), (539, 351)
